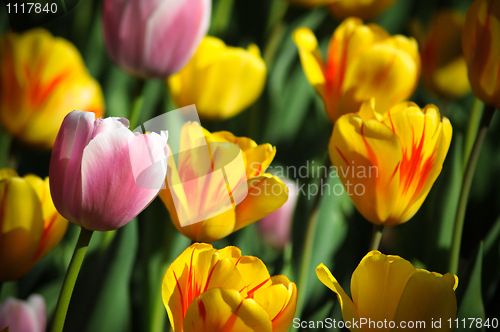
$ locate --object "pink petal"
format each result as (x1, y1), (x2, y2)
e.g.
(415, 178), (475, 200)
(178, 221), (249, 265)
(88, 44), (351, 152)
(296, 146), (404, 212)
(80, 129), (168, 231)
(0, 295), (46, 332)
(49, 111), (95, 226)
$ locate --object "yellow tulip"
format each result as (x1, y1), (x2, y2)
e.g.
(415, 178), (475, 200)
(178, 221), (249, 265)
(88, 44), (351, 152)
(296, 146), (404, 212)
(329, 0), (398, 21)
(168, 36), (267, 120)
(329, 100), (452, 226)
(463, 0), (500, 109)
(411, 10), (470, 99)
(0, 29), (104, 149)
(0, 169), (68, 281)
(293, 18), (420, 122)
(316, 251), (458, 331)
(162, 243), (297, 332)
(160, 122), (288, 242)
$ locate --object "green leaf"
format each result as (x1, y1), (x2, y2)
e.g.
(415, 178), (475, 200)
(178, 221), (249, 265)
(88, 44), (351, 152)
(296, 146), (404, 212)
(456, 242), (485, 332)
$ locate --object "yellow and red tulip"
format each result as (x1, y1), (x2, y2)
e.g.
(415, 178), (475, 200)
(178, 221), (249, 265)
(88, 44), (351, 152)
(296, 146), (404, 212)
(412, 10), (470, 99)
(463, 0), (500, 109)
(293, 18), (420, 122)
(168, 36), (267, 120)
(329, 100), (452, 226)
(0, 29), (104, 149)
(0, 169), (68, 282)
(329, 0), (398, 21)
(162, 243), (297, 332)
(159, 122), (288, 242)
(316, 251), (458, 331)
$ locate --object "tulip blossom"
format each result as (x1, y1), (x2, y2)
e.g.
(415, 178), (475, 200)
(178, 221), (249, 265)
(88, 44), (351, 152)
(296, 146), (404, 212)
(162, 243), (297, 332)
(411, 10), (470, 99)
(159, 122), (288, 242)
(49, 111), (169, 231)
(293, 18), (420, 122)
(258, 178), (298, 249)
(0, 29), (104, 149)
(463, 0), (500, 109)
(102, 0), (211, 78)
(329, 100), (452, 226)
(168, 36), (267, 120)
(0, 295), (46, 332)
(329, 0), (398, 21)
(317, 251), (458, 331)
(0, 169), (68, 282)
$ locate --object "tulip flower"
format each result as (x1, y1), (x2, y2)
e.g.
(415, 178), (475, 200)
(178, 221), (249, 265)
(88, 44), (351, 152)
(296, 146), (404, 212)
(463, 0), (500, 109)
(168, 36), (267, 120)
(329, 100), (452, 226)
(293, 18), (420, 122)
(0, 169), (68, 282)
(162, 243), (297, 332)
(329, 0), (398, 21)
(258, 178), (298, 249)
(102, 0), (211, 78)
(0, 29), (104, 149)
(159, 122), (288, 242)
(411, 10), (470, 99)
(0, 295), (46, 332)
(317, 251), (458, 331)
(49, 111), (169, 232)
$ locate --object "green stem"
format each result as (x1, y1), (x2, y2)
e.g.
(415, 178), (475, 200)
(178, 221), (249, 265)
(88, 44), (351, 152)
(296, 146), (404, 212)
(463, 98), (483, 171)
(129, 80), (146, 131)
(449, 104), (496, 275)
(0, 282), (3, 299)
(369, 225), (384, 251)
(51, 227), (94, 332)
(293, 156), (330, 328)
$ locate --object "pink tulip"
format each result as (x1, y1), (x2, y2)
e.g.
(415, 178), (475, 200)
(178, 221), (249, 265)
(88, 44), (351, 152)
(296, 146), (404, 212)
(0, 295), (46, 332)
(49, 111), (169, 231)
(258, 178), (298, 249)
(102, 0), (211, 78)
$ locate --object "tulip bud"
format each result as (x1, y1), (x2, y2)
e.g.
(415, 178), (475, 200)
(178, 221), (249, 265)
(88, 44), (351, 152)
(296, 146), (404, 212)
(49, 111), (169, 231)
(168, 36), (267, 120)
(0, 29), (104, 149)
(258, 178), (297, 249)
(102, 0), (211, 78)
(0, 295), (46, 332)
(463, 0), (500, 109)
(412, 10), (470, 99)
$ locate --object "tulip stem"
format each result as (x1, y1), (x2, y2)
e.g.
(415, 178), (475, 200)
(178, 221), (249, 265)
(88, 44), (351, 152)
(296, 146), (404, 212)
(369, 225), (384, 251)
(51, 227), (94, 332)
(129, 79), (146, 131)
(449, 104), (496, 275)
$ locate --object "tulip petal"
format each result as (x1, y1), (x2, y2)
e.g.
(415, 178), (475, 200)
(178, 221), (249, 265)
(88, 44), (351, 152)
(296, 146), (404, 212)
(49, 111), (95, 225)
(234, 256), (272, 296)
(80, 128), (168, 230)
(0, 177), (44, 281)
(392, 271), (457, 331)
(183, 288), (273, 332)
(268, 276), (297, 332)
(316, 263), (360, 329)
(330, 109), (402, 225)
(0, 295), (46, 332)
(350, 251), (417, 324)
(234, 175), (289, 231)
(293, 27), (325, 92)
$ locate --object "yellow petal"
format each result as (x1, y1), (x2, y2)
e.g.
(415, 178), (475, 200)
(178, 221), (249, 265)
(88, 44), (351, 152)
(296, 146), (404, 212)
(0, 176), (43, 281)
(329, 0), (398, 21)
(316, 263), (360, 329)
(392, 271), (458, 331)
(183, 288), (272, 332)
(350, 251), (417, 323)
(267, 275), (298, 332)
(168, 36), (266, 120)
(234, 175), (289, 231)
(329, 109), (402, 225)
(234, 256), (272, 296)
(292, 27), (326, 91)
